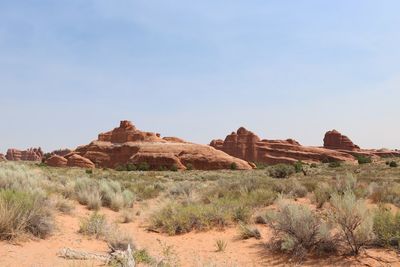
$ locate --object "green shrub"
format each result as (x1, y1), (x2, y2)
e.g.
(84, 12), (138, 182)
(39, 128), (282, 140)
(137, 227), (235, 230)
(294, 161), (303, 173)
(170, 164), (178, 172)
(266, 199), (334, 259)
(186, 163), (194, 171)
(115, 165), (127, 171)
(55, 197), (74, 214)
(138, 162), (150, 171)
(310, 163), (318, 168)
(133, 249), (155, 264)
(373, 206), (400, 248)
(0, 190), (54, 240)
(230, 162), (237, 170)
(356, 155), (372, 165)
(390, 161), (398, 168)
(106, 230), (136, 252)
(85, 169), (93, 174)
(269, 164), (295, 179)
(369, 182), (400, 207)
(329, 190), (373, 255)
(328, 161), (341, 168)
(126, 163), (137, 171)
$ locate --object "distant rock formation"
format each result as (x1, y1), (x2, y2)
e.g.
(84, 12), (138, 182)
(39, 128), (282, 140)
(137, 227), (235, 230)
(46, 121), (253, 170)
(323, 130), (400, 159)
(46, 155), (68, 167)
(211, 127), (356, 165)
(6, 147), (43, 161)
(323, 130), (360, 151)
(51, 149), (72, 157)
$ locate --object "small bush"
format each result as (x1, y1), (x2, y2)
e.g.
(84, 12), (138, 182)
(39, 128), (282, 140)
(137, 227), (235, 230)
(356, 155), (372, 165)
(329, 190), (373, 255)
(238, 223), (261, 240)
(86, 190), (102, 211)
(138, 162), (150, 171)
(266, 199), (334, 259)
(269, 164), (295, 179)
(215, 239), (227, 252)
(310, 163), (318, 168)
(79, 212), (108, 239)
(115, 165), (127, 171)
(186, 163), (194, 170)
(232, 206), (251, 222)
(0, 190), (54, 240)
(230, 162), (237, 170)
(390, 161), (398, 168)
(170, 164), (178, 172)
(368, 182), (400, 207)
(106, 230), (136, 252)
(126, 163), (137, 171)
(85, 169), (93, 174)
(119, 209), (135, 223)
(314, 183), (333, 208)
(133, 249), (155, 264)
(373, 206), (400, 248)
(328, 161), (341, 168)
(294, 161), (303, 173)
(55, 197), (74, 214)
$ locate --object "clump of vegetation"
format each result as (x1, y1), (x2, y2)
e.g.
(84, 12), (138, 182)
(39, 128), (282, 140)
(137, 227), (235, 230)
(313, 182), (333, 208)
(238, 223), (261, 240)
(79, 212), (109, 239)
(119, 209), (135, 223)
(369, 182), (400, 207)
(329, 190), (373, 255)
(266, 199), (334, 260)
(230, 162), (238, 170)
(215, 239), (227, 252)
(390, 161), (398, 168)
(54, 196), (74, 214)
(294, 161), (303, 173)
(356, 155), (372, 165)
(328, 161), (341, 168)
(373, 206), (400, 248)
(137, 162), (150, 171)
(269, 164), (295, 178)
(107, 229), (136, 252)
(133, 249), (155, 265)
(0, 189), (54, 240)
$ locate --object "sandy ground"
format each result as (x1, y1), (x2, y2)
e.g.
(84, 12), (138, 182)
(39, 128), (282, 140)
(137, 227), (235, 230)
(1, 200), (400, 267)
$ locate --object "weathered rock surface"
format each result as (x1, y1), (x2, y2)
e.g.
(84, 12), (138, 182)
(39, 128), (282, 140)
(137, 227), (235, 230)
(46, 155), (68, 167)
(67, 154), (95, 169)
(6, 147), (43, 161)
(211, 127), (356, 165)
(71, 121), (253, 170)
(51, 149), (72, 157)
(323, 130), (400, 159)
(324, 130), (360, 151)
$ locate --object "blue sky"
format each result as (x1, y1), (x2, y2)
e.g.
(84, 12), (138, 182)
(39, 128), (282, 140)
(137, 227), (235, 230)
(1, 1), (400, 152)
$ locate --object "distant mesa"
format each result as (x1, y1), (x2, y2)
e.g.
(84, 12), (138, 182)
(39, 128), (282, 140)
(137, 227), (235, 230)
(6, 147), (43, 162)
(45, 120), (253, 170)
(210, 127), (355, 165)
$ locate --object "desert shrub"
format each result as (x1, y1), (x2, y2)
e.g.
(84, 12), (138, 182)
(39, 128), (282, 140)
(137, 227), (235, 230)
(369, 182), (400, 207)
(294, 161), (303, 173)
(356, 155), (372, 165)
(269, 164), (295, 179)
(238, 223), (261, 240)
(110, 193), (124, 212)
(255, 162), (268, 169)
(130, 182), (164, 200)
(314, 182), (333, 208)
(119, 209), (135, 223)
(215, 239), (227, 252)
(85, 169), (93, 174)
(186, 163), (194, 171)
(169, 182), (193, 198)
(126, 163), (137, 171)
(272, 180), (307, 198)
(328, 161), (341, 168)
(0, 190), (54, 240)
(86, 190), (102, 210)
(310, 163), (318, 168)
(55, 197), (74, 214)
(390, 161), (398, 168)
(170, 164), (178, 172)
(335, 174), (357, 194)
(106, 230), (136, 252)
(79, 212), (108, 238)
(133, 249), (155, 265)
(122, 189), (135, 208)
(137, 162), (150, 171)
(115, 165), (127, 171)
(230, 162), (237, 170)
(266, 199), (334, 259)
(232, 206), (251, 222)
(329, 190), (373, 255)
(74, 178), (99, 206)
(373, 206), (400, 248)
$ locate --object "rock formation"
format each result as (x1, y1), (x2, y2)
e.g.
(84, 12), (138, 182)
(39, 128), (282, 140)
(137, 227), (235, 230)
(51, 149), (72, 157)
(323, 130), (400, 159)
(66, 154), (95, 169)
(323, 130), (360, 151)
(6, 147), (43, 161)
(46, 155), (68, 167)
(47, 121), (253, 170)
(211, 127), (356, 165)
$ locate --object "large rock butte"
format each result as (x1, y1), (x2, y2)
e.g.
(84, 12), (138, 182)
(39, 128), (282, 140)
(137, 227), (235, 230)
(47, 121), (253, 170)
(210, 127), (357, 164)
(6, 147), (43, 161)
(46, 155), (68, 167)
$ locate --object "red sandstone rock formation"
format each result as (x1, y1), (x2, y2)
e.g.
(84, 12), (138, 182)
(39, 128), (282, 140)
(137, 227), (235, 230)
(323, 130), (400, 159)
(51, 149), (72, 157)
(323, 130), (360, 151)
(69, 121), (252, 170)
(67, 154), (95, 169)
(6, 147), (43, 161)
(211, 127), (356, 165)
(46, 155), (68, 167)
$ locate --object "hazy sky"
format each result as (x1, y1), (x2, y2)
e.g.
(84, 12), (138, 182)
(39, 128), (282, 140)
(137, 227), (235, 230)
(1, 1), (400, 152)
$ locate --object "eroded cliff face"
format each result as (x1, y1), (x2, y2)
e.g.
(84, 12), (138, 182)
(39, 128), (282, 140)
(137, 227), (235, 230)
(46, 121), (253, 170)
(6, 147), (43, 161)
(210, 127), (356, 165)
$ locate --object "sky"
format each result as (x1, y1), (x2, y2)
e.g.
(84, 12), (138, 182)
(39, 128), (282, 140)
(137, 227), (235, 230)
(1, 0), (400, 152)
